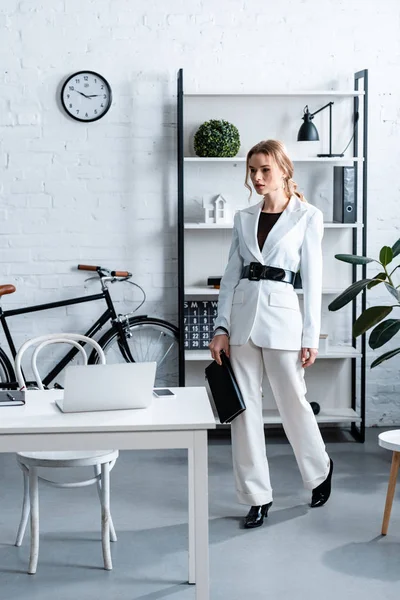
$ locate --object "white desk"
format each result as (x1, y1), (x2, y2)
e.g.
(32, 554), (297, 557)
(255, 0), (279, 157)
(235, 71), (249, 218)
(0, 387), (216, 600)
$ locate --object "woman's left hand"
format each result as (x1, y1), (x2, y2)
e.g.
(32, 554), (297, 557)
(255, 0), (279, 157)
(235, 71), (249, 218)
(301, 347), (318, 368)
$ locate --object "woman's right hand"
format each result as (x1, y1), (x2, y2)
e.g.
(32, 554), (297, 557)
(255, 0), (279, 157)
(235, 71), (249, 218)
(208, 334), (230, 365)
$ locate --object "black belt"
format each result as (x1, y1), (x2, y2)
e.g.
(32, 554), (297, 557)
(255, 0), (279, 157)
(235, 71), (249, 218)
(241, 262), (296, 284)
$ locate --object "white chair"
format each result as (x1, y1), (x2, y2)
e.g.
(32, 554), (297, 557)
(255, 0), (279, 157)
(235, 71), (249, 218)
(14, 333), (119, 574)
(378, 430), (400, 535)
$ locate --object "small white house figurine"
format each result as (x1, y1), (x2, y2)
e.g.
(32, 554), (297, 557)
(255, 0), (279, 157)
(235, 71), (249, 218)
(202, 194), (232, 224)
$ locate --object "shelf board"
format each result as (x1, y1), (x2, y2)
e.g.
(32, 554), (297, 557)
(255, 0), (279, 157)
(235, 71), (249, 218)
(324, 222), (363, 228)
(185, 91), (365, 97)
(186, 347), (361, 361)
(184, 222), (363, 230)
(184, 157), (364, 163)
(261, 408), (361, 424)
(184, 223), (235, 229)
(185, 286), (342, 296)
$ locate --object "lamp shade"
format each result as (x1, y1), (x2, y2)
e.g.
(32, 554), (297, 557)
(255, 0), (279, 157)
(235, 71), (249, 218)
(297, 120), (319, 141)
(297, 106), (319, 141)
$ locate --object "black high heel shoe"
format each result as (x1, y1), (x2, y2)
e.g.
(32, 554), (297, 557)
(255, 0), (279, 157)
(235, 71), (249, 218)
(310, 458), (333, 508)
(243, 501), (273, 529)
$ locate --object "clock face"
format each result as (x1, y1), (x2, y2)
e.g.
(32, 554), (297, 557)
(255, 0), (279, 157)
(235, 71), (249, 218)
(61, 71), (112, 122)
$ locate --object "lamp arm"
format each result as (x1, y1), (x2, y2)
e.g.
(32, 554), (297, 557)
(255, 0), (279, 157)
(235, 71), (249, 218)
(309, 101), (334, 117)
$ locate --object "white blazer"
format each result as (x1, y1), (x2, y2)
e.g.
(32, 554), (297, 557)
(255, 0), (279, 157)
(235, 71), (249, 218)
(214, 195), (324, 350)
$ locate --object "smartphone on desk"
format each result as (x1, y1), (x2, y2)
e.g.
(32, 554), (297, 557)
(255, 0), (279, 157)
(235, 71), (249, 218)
(153, 388), (176, 399)
(0, 390), (26, 407)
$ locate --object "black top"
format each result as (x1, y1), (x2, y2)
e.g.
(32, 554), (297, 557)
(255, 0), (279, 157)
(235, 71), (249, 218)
(257, 211), (283, 251)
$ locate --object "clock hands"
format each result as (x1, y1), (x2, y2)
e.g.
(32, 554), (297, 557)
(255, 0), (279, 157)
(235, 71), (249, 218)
(74, 90), (92, 99)
(74, 91), (104, 99)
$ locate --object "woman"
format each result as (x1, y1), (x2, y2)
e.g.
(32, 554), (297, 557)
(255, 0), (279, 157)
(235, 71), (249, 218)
(209, 140), (333, 529)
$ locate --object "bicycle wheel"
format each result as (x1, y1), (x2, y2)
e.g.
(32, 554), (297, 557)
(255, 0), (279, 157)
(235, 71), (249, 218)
(95, 317), (179, 387)
(0, 347), (16, 389)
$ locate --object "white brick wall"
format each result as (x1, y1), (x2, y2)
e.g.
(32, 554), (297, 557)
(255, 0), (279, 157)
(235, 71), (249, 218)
(0, 0), (399, 424)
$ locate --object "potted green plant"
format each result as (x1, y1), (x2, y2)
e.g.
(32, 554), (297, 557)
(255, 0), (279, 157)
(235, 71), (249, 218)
(328, 237), (400, 368)
(194, 119), (240, 158)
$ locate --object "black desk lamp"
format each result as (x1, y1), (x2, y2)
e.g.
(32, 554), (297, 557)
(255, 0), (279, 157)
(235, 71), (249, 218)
(297, 102), (344, 157)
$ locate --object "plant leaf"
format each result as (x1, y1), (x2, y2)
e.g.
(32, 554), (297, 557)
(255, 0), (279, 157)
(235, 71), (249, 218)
(385, 283), (400, 302)
(367, 272), (387, 289)
(379, 246), (393, 266)
(334, 254), (374, 265)
(392, 237), (400, 258)
(353, 306), (393, 337)
(369, 319), (400, 349)
(371, 347), (400, 368)
(328, 278), (373, 311)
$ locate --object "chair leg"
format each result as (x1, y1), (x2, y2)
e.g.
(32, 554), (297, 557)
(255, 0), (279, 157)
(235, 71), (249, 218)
(94, 465), (117, 542)
(15, 468), (30, 547)
(100, 462), (112, 570)
(381, 451), (400, 536)
(28, 467), (39, 574)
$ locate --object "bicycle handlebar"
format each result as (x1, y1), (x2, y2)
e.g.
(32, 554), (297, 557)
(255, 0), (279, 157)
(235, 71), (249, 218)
(77, 264), (99, 272)
(77, 264), (132, 278)
(111, 271), (131, 277)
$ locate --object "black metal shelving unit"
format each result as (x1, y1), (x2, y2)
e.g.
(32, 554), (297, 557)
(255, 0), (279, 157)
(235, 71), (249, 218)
(177, 68), (368, 441)
(351, 68), (368, 442)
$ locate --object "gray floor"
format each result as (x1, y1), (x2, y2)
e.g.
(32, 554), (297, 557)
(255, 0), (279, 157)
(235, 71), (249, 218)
(0, 427), (399, 600)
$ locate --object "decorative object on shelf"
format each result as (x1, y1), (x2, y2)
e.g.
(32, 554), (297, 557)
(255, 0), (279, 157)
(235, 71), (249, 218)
(328, 237), (400, 368)
(297, 103), (344, 158)
(333, 167), (356, 223)
(319, 334), (329, 354)
(184, 300), (218, 350)
(202, 194), (233, 224)
(194, 119), (240, 157)
(207, 276), (222, 289)
(61, 70), (112, 122)
(309, 402), (321, 415)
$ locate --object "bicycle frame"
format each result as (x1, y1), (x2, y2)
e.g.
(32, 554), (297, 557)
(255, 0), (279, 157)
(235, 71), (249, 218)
(0, 286), (135, 388)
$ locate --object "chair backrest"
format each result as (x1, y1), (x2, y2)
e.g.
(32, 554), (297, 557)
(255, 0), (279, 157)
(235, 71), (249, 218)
(15, 333), (106, 390)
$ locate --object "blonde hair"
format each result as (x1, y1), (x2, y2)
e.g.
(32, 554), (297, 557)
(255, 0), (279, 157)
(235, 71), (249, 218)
(244, 139), (306, 202)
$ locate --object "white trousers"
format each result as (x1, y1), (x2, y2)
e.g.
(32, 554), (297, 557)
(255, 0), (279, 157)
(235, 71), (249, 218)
(230, 338), (330, 506)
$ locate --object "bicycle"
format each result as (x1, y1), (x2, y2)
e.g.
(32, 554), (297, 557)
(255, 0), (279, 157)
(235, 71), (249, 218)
(0, 264), (179, 389)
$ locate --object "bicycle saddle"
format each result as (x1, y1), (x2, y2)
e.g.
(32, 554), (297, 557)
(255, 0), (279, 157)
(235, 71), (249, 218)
(0, 285), (16, 297)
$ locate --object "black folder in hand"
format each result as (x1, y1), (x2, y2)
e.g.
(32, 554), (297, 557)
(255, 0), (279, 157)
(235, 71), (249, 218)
(205, 352), (246, 424)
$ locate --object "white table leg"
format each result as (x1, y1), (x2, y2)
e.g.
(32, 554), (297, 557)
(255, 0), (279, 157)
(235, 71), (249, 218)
(28, 467), (39, 575)
(193, 430), (209, 600)
(188, 446), (195, 584)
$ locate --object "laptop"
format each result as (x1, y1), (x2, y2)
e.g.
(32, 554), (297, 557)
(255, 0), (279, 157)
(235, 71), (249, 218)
(55, 362), (157, 413)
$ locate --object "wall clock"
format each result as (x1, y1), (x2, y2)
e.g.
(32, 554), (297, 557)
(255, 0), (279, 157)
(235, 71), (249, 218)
(61, 70), (112, 122)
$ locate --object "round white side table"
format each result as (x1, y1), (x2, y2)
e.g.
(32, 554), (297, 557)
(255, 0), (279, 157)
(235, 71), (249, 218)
(378, 430), (400, 535)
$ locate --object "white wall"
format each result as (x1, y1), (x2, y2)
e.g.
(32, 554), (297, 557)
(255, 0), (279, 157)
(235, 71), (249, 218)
(0, 0), (399, 424)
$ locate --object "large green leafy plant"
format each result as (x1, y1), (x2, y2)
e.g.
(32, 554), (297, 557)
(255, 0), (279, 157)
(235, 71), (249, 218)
(194, 119), (240, 157)
(328, 237), (400, 368)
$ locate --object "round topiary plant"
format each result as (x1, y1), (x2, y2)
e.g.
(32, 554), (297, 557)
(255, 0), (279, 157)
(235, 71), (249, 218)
(193, 119), (240, 158)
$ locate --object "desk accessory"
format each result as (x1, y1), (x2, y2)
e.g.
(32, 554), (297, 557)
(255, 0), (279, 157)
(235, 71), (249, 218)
(0, 390), (25, 406)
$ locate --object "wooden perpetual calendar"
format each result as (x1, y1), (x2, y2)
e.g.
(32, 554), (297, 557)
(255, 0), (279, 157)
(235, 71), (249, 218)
(184, 300), (218, 350)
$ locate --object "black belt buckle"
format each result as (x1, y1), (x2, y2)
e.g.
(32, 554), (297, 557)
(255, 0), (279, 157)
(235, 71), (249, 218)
(248, 262), (263, 281)
(264, 266), (286, 281)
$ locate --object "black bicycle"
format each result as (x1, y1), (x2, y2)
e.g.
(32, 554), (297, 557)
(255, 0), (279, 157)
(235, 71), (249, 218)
(0, 264), (179, 389)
